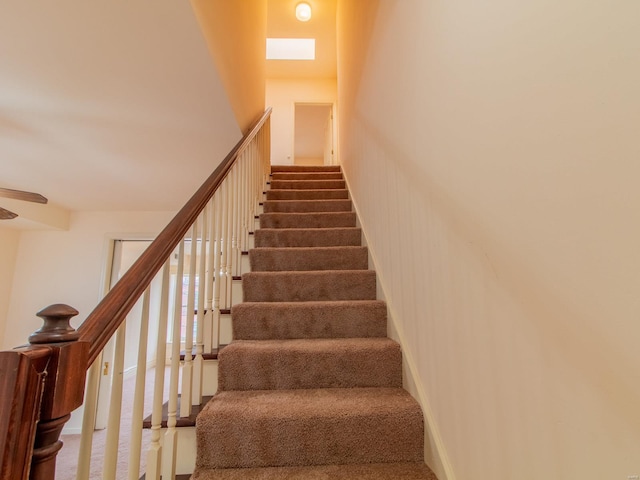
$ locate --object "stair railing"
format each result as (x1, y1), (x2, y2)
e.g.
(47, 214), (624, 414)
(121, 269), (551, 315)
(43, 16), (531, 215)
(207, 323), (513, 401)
(0, 108), (271, 480)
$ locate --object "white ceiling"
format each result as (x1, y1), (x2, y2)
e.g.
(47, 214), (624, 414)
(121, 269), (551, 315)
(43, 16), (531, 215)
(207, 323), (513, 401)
(0, 0), (338, 228)
(266, 0), (337, 79)
(0, 0), (241, 226)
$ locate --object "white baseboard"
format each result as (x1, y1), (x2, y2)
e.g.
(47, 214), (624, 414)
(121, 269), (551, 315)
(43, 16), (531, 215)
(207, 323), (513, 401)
(123, 358), (157, 379)
(343, 171), (456, 480)
(61, 426), (83, 435)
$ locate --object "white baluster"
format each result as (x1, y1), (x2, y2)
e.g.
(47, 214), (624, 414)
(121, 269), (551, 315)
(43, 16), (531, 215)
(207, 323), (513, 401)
(236, 157), (245, 263)
(247, 148), (254, 250)
(212, 189), (223, 350)
(127, 287), (151, 480)
(220, 180), (230, 310)
(224, 176), (234, 309)
(234, 165), (242, 277)
(75, 357), (101, 480)
(204, 197), (216, 354)
(228, 165), (238, 282)
(194, 206), (208, 405)
(180, 223), (197, 418)
(146, 260), (170, 480)
(251, 142), (259, 227)
(163, 239), (185, 480)
(102, 322), (126, 480)
(241, 154), (249, 258)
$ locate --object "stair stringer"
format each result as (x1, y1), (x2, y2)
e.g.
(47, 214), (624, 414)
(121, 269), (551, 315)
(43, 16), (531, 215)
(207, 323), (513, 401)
(342, 170), (456, 480)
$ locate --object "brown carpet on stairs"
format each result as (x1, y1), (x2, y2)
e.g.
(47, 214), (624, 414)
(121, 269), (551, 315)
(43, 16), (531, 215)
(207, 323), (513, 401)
(191, 462), (437, 480)
(193, 165), (437, 479)
(270, 165), (341, 173)
(254, 227), (362, 247)
(242, 270), (377, 302)
(265, 189), (349, 200)
(217, 338), (403, 390)
(249, 246), (369, 271)
(231, 300), (388, 340)
(260, 211), (356, 228)
(270, 179), (346, 190)
(263, 198), (353, 212)
(271, 172), (344, 181)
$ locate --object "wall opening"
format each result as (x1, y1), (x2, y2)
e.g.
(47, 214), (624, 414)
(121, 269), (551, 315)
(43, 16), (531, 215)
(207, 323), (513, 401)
(293, 103), (333, 166)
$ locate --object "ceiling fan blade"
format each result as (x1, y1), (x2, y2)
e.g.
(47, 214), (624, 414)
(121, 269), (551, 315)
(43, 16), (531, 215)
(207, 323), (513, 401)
(0, 207), (18, 220)
(0, 187), (48, 204)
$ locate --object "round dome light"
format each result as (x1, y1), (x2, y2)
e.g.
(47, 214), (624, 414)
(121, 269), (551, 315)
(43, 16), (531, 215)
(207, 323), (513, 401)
(296, 2), (312, 22)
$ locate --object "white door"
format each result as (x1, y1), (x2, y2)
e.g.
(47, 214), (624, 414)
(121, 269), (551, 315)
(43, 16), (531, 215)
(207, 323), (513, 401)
(94, 239), (153, 429)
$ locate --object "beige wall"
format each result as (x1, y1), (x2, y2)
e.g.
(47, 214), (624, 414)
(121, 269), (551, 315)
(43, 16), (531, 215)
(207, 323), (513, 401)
(2, 211), (174, 350)
(338, 1), (640, 479)
(294, 104), (332, 164)
(266, 78), (337, 165)
(191, 0), (267, 132)
(0, 228), (20, 346)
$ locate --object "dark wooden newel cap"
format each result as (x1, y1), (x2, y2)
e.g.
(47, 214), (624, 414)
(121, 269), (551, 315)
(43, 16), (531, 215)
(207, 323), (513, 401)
(29, 303), (80, 344)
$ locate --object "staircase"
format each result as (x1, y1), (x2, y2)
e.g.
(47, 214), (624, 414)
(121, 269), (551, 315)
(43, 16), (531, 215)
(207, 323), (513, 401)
(191, 165), (437, 479)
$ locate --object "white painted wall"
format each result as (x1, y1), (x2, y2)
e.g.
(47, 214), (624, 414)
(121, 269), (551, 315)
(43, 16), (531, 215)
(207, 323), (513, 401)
(191, 0), (267, 131)
(0, 228), (20, 346)
(266, 78), (337, 165)
(2, 211), (174, 350)
(294, 104), (332, 165)
(338, 1), (640, 479)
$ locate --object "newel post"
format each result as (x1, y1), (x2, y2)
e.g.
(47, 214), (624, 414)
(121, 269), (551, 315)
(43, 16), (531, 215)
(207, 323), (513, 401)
(28, 304), (89, 480)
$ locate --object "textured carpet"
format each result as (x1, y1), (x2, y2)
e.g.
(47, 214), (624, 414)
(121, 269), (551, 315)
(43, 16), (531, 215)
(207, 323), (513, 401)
(260, 211), (356, 228)
(191, 462), (438, 479)
(254, 227), (362, 248)
(193, 165), (437, 479)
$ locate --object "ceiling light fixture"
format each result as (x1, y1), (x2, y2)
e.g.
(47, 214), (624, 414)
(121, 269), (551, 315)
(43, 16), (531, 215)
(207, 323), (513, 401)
(295, 2), (312, 22)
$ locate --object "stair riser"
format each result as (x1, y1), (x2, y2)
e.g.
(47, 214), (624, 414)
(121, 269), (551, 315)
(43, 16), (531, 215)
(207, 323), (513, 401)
(263, 200), (352, 213)
(249, 247), (368, 271)
(271, 173), (343, 181)
(270, 180), (346, 190)
(218, 340), (402, 391)
(196, 389), (424, 469)
(192, 462), (436, 479)
(271, 165), (341, 173)
(232, 301), (388, 340)
(266, 189), (348, 200)
(260, 212), (356, 229)
(242, 271), (377, 302)
(254, 228), (362, 248)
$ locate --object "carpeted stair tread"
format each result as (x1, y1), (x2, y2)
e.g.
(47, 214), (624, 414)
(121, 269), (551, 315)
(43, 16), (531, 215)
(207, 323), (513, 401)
(191, 462), (437, 479)
(266, 189), (349, 201)
(250, 246), (368, 271)
(271, 165), (341, 173)
(270, 179), (346, 190)
(271, 172), (344, 181)
(231, 300), (387, 340)
(255, 227), (362, 248)
(263, 199), (352, 213)
(195, 165), (431, 479)
(242, 270), (376, 302)
(195, 387), (424, 469)
(260, 212), (356, 229)
(218, 338), (402, 391)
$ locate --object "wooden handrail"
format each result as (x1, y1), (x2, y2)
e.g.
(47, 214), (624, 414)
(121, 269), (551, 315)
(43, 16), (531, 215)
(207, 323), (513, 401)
(0, 107), (270, 480)
(77, 107), (271, 366)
